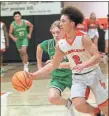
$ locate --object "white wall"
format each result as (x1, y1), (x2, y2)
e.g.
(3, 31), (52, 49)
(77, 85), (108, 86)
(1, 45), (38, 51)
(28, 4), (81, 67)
(63, 2), (108, 18)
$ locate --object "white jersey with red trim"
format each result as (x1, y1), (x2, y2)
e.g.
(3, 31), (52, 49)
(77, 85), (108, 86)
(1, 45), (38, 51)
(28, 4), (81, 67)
(58, 31), (98, 74)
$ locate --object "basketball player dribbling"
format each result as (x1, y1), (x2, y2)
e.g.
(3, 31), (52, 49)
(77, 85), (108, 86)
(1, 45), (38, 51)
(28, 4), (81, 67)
(29, 6), (108, 116)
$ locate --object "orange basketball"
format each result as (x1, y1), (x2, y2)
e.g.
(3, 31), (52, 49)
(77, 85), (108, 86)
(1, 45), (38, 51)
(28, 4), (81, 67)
(12, 71), (32, 92)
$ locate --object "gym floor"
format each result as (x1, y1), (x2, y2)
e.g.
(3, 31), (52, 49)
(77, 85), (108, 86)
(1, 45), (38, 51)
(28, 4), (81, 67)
(1, 62), (108, 116)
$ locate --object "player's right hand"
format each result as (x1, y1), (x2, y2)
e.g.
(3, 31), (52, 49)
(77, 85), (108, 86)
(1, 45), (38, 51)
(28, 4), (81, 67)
(27, 72), (36, 80)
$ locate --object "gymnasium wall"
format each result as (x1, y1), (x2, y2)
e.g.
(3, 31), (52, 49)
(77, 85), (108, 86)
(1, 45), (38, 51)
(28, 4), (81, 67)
(2, 2), (108, 62)
(63, 2), (108, 18)
(2, 15), (60, 62)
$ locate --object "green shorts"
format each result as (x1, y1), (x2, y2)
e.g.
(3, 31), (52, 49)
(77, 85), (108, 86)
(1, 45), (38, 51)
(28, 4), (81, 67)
(50, 76), (72, 92)
(15, 38), (28, 50)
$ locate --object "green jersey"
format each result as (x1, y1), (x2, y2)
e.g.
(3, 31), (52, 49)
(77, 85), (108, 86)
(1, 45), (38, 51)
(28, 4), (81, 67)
(12, 19), (28, 39)
(40, 39), (72, 78)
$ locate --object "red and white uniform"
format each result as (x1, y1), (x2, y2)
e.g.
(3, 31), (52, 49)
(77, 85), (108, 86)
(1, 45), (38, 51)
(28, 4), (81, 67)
(59, 31), (98, 74)
(58, 31), (108, 105)
(0, 22), (6, 51)
(87, 19), (100, 39)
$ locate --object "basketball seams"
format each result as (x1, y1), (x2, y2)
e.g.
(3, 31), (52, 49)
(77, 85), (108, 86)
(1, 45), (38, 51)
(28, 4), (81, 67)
(15, 74), (28, 89)
(22, 72), (29, 86)
(12, 80), (25, 91)
(24, 71), (32, 86)
(12, 80), (25, 89)
(12, 71), (32, 92)
(14, 87), (25, 91)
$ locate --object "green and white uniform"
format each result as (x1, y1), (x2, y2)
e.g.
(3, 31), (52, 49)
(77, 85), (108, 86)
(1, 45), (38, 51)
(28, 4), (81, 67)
(12, 19), (28, 49)
(40, 39), (72, 92)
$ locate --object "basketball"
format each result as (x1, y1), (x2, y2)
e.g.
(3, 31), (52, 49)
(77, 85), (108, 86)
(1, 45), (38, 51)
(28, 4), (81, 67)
(12, 71), (32, 92)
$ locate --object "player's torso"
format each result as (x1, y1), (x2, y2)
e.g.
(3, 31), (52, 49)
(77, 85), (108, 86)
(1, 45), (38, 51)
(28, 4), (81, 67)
(47, 39), (72, 77)
(88, 19), (99, 29)
(58, 31), (98, 74)
(13, 20), (27, 39)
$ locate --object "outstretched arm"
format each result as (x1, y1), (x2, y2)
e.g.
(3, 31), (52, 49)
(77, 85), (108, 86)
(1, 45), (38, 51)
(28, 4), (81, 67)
(58, 62), (70, 69)
(31, 44), (65, 79)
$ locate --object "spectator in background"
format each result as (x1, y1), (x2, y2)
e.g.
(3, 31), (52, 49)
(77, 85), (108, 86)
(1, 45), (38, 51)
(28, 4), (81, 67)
(0, 21), (9, 78)
(87, 12), (103, 48)
(9, 11), (33, 72)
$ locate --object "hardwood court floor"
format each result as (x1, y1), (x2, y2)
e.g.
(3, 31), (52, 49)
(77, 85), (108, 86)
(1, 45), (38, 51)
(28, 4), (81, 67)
(1, 62), (108, 116)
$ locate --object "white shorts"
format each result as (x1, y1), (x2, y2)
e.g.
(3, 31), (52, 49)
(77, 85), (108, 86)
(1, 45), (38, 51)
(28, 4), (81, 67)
(88, 29), (99, 39)
(71, 66), (108, 105)
(0, 41), (6, 51)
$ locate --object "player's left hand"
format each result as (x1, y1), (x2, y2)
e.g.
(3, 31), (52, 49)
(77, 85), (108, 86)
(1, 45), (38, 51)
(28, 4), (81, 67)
(72, 63), (86, 72)
(27, 34), (31, 39)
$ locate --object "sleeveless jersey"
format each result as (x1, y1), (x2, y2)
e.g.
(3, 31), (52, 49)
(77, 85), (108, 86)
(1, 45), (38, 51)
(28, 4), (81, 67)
(0, 22), (5, 43)
(12, 19), (28, 39)
(40, 39), (72, 77)
(58, 31), (98, 74)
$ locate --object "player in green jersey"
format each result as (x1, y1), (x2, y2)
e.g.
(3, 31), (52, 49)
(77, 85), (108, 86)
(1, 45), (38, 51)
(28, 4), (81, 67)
(36, 20), (75, 116)
(9, 11), (33, 72)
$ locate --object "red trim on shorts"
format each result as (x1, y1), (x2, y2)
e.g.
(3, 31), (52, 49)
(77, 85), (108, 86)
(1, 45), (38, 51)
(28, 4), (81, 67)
(85, 87), (90, 100)
(98, 99), (108, 107)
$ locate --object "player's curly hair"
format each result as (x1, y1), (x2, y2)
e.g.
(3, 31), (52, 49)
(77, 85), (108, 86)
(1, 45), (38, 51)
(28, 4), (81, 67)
(61, 6), (84, 27)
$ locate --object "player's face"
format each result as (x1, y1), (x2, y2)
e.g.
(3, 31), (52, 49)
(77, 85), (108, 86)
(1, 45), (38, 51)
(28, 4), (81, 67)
(14, 14), (21, 21)
(60, 15), (73, 33)
(51, 27), (63, 42)
(91, 13), (96, 19)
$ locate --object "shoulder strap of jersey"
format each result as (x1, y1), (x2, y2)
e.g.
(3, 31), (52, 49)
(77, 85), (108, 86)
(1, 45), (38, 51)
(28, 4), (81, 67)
(48, 39), (55, 54)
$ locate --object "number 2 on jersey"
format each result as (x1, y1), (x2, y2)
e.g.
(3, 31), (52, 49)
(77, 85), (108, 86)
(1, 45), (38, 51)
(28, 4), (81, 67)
(72, 55), (82, 65)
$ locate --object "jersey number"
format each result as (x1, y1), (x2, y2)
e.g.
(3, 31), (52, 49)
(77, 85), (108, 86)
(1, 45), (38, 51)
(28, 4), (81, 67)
(19, 31), (24, 36)
(72, 55), (82, 65)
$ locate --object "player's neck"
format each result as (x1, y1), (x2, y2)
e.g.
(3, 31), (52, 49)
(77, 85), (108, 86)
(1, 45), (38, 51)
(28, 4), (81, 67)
(66, 29), (76, 40)
(16, 19), (22, 25)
